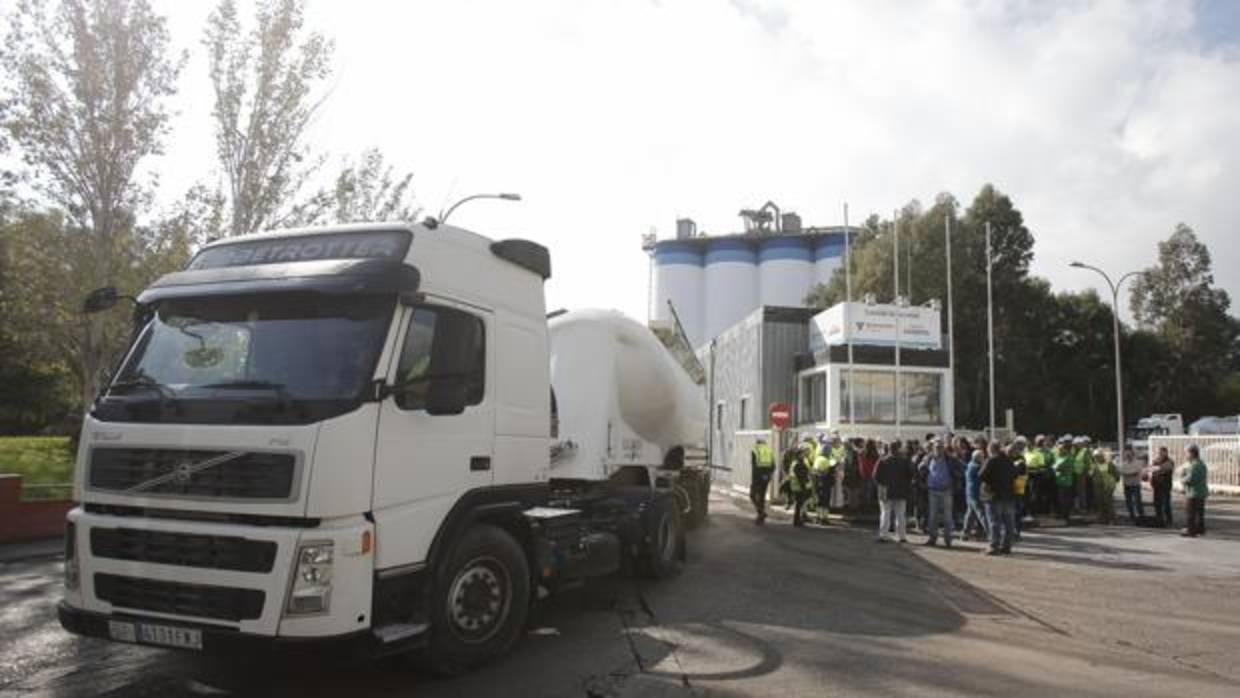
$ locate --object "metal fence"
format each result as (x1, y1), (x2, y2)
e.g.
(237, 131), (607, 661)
(1148, 435), (1240, 496)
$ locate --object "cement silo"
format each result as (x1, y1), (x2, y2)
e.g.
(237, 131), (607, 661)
(651, 240), (704, 346)
(702, 239), (757, 342)
(758, 238), (814, 308)
(813, 233), (845, 286)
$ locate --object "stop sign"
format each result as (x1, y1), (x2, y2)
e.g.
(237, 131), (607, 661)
(769, 402), (792, 429)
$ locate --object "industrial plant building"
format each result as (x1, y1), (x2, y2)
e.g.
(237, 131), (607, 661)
(643, 203), (956, 483)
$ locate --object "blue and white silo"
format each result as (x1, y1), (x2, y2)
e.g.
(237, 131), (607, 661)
(758, 238), (814, 308)
(651, 241), (704, 347)
(702, 239), (757, 343)
(813, 233), (846, 286)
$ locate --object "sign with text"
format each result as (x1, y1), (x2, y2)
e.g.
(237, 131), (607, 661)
(188, 230), (412, 270)
(809, 301), (942, 353)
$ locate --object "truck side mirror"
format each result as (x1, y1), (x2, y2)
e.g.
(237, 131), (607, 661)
(83, 287), (119, 314)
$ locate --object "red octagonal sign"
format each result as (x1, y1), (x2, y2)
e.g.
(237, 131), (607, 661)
(769, 402), (792, 429)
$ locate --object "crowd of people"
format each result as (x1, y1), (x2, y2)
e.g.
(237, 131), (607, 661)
(748, 431), (1212, 554)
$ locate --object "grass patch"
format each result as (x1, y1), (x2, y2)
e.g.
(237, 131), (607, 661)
(0, 436), (75, 484)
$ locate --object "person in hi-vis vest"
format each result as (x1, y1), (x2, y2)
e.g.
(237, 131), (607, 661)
(750, 438), (776, 525)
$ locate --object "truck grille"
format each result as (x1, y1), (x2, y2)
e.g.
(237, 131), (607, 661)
(91, 528), (278, 573)
(89, 448), (296, 500)
(94, 573), (265, 622)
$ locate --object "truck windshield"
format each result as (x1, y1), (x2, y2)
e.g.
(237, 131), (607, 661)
(94, 292), (395, 425)
(1129, 426), (1167, 441)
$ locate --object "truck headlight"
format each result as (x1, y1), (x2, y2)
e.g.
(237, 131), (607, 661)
(287, 542), (333, 615)
(64, 522), (79, 591)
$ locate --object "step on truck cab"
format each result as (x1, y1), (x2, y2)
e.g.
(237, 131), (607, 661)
(59, 222), (708, 673)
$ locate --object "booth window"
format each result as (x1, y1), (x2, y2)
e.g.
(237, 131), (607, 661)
(840, 370), (942, 425)
(799, 372), (826, 424)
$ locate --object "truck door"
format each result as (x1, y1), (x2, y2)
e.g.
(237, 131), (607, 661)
(372, 300), (494, 568)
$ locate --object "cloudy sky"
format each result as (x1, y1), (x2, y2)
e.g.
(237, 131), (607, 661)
(147, 0), (1239, 322)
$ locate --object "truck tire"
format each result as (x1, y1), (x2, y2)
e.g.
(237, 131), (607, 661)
(694, 477), (710, 523)
(673, 483), (696, 529)
(640, 496), (684, 579)
(424, 524), (531, 675)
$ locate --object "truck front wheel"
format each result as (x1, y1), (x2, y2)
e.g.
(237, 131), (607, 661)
(425, 524), (531, 675)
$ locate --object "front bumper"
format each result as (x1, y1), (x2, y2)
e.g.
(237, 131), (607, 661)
(57, 602), (373, 657)
(64, 507), (374, 641)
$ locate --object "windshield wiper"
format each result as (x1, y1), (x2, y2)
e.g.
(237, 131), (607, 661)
(200, 380), (288, 391)
(109, 372), (174, 397)
(106, 372), (180, 414)
(203, 381), (300, 414)
(199, 380), (293, 412)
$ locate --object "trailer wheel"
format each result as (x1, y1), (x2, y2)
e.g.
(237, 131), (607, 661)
(641, 496), (683, 579)
(425, 524), (530, 675)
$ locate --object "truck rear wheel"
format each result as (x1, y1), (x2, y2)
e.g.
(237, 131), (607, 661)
(640, 496), (684, 579)
(425, 524), (530, 675)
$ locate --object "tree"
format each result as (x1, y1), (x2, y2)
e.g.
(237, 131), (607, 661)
(0, 209), (193, 412)
(205, 0), (334, 236)
(286, 148), (420, 226)
(1129, 224), (1238, 418)
(0, 0), (183, 407)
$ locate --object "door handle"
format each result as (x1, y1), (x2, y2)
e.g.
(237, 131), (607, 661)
(470, 456), (491, 472)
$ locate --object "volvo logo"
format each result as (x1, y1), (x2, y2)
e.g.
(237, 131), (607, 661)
(125, 451), (248, 494)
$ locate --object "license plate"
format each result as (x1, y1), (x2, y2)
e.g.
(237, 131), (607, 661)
(108, 620), (202, 650)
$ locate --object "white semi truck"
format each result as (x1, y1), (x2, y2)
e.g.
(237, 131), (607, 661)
(1129, 413), (1185, 462)
(58, 223), (710, 673)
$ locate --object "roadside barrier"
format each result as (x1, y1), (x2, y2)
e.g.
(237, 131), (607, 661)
(1148, 435), (1240, 496)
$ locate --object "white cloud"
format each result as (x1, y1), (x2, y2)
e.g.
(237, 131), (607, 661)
(149, 0), (1240, 321)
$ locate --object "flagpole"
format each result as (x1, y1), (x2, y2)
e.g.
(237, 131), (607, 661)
(986, 221), (996, 440)
(945, 214), (955, 431)
(894, 209), (902, 439)
(844, 203), (855, 427)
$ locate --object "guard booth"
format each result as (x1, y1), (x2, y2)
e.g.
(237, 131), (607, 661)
(705, 300), (956, 480)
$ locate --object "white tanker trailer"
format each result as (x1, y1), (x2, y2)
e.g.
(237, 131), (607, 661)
(550, 309), (707, 479)
(60, 222), (711, 674)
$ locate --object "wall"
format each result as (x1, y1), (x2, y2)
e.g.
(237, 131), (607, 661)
(760, 308), (813, 425)
(704, 309), (764, 471)
(0, 474), (73, 544)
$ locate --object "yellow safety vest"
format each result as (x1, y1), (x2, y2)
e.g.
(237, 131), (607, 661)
(813, 454), (830, 473)
(1024, 449), (1046, 472)
(753, 443), (774, 469)
(804, 441), (820, 463)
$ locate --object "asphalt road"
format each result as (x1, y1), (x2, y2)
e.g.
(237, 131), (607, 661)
(3, 492), (1239, 697)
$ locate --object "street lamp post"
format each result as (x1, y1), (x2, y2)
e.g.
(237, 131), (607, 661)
(434, 192), (522, 226)
(1069, 261), (1142, 459)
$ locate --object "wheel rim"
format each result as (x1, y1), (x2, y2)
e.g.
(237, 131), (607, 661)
(446, 556), (512, 644)
(656, 512), (676, 564)
(674, 485), (692, 516)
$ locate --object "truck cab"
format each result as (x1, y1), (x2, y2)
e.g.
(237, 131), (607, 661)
(60, 222), (700, 673)
(58, 223), (572, 665)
